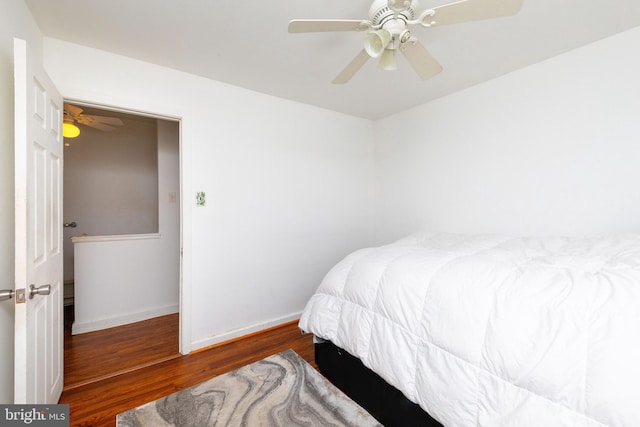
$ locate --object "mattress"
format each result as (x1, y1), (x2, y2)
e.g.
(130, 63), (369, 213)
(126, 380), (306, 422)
(299, 232), (640, 426)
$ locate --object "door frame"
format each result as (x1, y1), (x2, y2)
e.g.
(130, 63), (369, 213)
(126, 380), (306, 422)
(63, 97), (192, 355)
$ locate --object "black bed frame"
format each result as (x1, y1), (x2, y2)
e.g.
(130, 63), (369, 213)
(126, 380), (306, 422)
(315, 341), (443, 427)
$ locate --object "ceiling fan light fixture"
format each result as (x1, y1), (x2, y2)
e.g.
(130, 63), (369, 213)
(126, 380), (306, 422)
(288, 0), (524, 83)
(378, 47), (398, 70)
(63, 121), (80, 138)
(364, 29), (392, 58)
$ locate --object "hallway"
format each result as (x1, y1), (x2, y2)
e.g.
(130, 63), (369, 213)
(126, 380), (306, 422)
(63, 306), (180, 390)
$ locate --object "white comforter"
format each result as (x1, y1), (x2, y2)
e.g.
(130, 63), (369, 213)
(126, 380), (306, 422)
(299, 232), (640, 427)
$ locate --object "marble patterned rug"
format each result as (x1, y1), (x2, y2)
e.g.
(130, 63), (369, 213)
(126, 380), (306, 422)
(117, 349), (382, 426)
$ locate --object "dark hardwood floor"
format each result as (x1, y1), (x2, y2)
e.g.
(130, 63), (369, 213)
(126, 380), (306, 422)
(64, 307), (181, 390)
(60, 307), (315, 427)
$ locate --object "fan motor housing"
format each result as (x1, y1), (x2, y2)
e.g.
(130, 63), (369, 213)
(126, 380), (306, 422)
(369, 0), (417, 26)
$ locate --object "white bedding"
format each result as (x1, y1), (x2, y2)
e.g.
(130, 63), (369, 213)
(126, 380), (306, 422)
(299, 232), (640, 427)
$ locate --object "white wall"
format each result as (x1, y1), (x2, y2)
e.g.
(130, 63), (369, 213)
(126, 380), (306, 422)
(64, 116), (160, 236)
(157, 119), (180, 295)
(42, 38), (374, 350)
(0, 0), (44, 404)
(373, 26), (640, 244)
(72, 233), (179, 334)
(63, 115), (162, 282)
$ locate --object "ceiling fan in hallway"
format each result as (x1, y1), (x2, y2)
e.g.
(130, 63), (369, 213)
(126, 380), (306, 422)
(288, 0), (524, 83)
(63, 103), (124, 138)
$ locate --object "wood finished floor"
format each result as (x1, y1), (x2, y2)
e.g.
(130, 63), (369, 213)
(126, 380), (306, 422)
(64, 308), (181, 391)
(60, 308), (315, 427)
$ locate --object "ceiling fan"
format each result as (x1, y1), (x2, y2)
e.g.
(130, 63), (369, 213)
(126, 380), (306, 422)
(288, 0), (524, 84)
(63, 103), (124, 138)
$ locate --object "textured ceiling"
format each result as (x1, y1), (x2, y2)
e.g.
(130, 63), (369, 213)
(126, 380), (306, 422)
(25, 0), (640, 120)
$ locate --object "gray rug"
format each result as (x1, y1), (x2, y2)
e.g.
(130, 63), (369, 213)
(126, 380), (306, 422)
(116, 349), (382, 426)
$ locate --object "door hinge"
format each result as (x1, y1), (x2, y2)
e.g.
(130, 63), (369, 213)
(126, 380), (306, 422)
(15, 288), (26, 304)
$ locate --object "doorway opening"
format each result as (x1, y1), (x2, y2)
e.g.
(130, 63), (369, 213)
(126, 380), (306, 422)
(61, 102), (181, 389)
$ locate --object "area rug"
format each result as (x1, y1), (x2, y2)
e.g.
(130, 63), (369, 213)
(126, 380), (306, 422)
(116, 349), (382, 426)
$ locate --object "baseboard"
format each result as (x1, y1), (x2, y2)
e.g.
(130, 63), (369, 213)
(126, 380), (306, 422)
(191, 311), (302, 352)
(72, 304), (179, 335)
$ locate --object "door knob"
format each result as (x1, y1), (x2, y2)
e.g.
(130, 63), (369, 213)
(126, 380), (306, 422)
(0, 289), (14, 301)
(29, 284), (51, 299)
(64, 222), (77, 228)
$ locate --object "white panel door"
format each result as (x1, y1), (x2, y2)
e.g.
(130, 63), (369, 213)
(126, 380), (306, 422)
(14, 38), (64, 404)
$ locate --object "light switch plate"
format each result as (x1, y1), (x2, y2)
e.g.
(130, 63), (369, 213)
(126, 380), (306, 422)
(196, 191), (206, 207)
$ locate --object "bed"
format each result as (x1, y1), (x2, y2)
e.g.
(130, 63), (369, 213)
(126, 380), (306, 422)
(299, 232), (640, 426)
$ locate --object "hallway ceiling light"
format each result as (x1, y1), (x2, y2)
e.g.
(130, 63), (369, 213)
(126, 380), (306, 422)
(63, 120), (80, 138)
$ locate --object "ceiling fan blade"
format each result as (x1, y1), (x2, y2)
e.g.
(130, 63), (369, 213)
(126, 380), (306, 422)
(430, 0), (524, 26)
(332, 50), (371, 84)
(64, 103), (83, 116)
(401, 40), (443, 80)
(81, 122), (118, 132)
(288, 19), (371, 33)
(81, 115), (124, 126)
